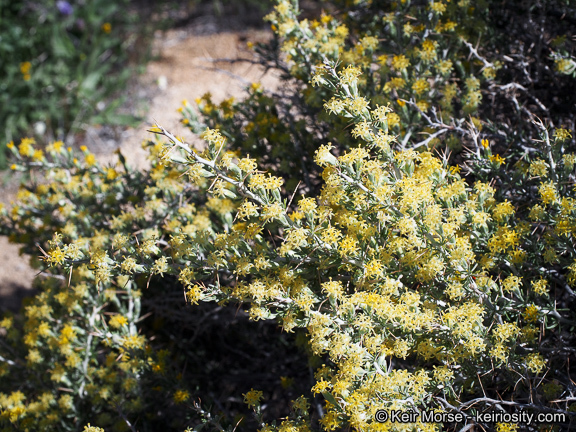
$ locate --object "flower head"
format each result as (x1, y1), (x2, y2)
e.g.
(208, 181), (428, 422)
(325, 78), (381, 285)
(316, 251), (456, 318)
(56, 1), (73, 15)
(243, 389), (263, 408)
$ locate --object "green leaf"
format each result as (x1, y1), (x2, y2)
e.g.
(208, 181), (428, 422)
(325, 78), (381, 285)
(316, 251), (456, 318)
(95, 112), (140, 127)
(222, 188), (238, 199)
(51, 30), (75, 58)
(322, 391), (343, 413)
(79, 72), (101, 94)
(271, 188), (281, 202)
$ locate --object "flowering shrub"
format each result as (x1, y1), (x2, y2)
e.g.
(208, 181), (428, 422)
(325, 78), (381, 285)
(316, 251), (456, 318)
(187, 0), (575, 191)
(1, 0), (576, 431)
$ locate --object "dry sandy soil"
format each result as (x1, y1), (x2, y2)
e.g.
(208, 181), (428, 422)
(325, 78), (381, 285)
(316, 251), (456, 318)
(0, 23), (281, 312)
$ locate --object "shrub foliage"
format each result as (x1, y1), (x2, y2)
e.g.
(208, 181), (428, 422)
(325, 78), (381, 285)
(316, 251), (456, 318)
(1, 0), (576, 431)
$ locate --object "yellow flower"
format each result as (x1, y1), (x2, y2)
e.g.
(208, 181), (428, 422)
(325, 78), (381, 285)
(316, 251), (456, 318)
(109, 315), (128, 329)
(403, 23), (414, 35)
(492, 323), (519, 342)
(106, 167), (118, 180)
(501, 275), (521, 292)
(529, 159), (548, 177)
(84, 424), (105, 432)
(524, 305), (539, 323)
(339, 235), (359, 257)
(47, 246), (67, 266)
(18, 137), (35, 156)
(322, 279), (344, 298)
(483, 66), (497, 80)
(563, 153), (576, 171)
(349, 96), (370, 115)
(238, 201), (259, 220)
(32, 149), (44, 161)
(496, 423), (518, 432)
(173, 389), (190, 404)
(391, 54), (410, 71)
(418, 40), (438, 62)
(0, 317), (13, 329)
(538, 181), (558, 205)
(101, 22), (112, 34)
(85, 153), (96, 166)
(416, 100), (430, 111)
(492, 199), (514, 222)
(554, 128), (572, 142)
(289, 211), (304, 221)
(525, 353), (546, 374)
(531, 278), (548, 296)
(384, 77), (406, 93)
(121, 334), (146, 350)
(20, 62), (31, 73)
(262, 202), (283, 222)
(243, 389), (263, 408)
(431, 2), (447, 13)
(437, 59), (453, 75)
(412, 78), (430, 95)
(338, 65), (362, 85)
(314, 143), (337, 167)
(20, 61), (31, 80)
(186, 285), (203, 304)
(238, 156), (257, 174)
(489, 154), (505, 164)
(555, 58), (575, 74)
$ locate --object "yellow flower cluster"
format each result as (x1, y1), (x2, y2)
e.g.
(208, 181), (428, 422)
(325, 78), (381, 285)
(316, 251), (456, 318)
(243, 388), (263, 408)
(4, 2), (574, 429)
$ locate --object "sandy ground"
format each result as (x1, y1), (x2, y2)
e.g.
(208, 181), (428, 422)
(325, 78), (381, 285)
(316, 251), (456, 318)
(0, 25), (280, 312)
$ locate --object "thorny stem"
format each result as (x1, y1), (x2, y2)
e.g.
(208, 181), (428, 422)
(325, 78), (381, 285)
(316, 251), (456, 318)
(150, 124), (268, 208)
(454, 396), (576, 416)
(78, 305), (101, 398)
(461, 38), (494, 70)
(532, 118), (558, 184)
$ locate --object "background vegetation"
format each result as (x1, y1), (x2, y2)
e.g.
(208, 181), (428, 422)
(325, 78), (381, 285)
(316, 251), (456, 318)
(0, 0), (148, 166)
